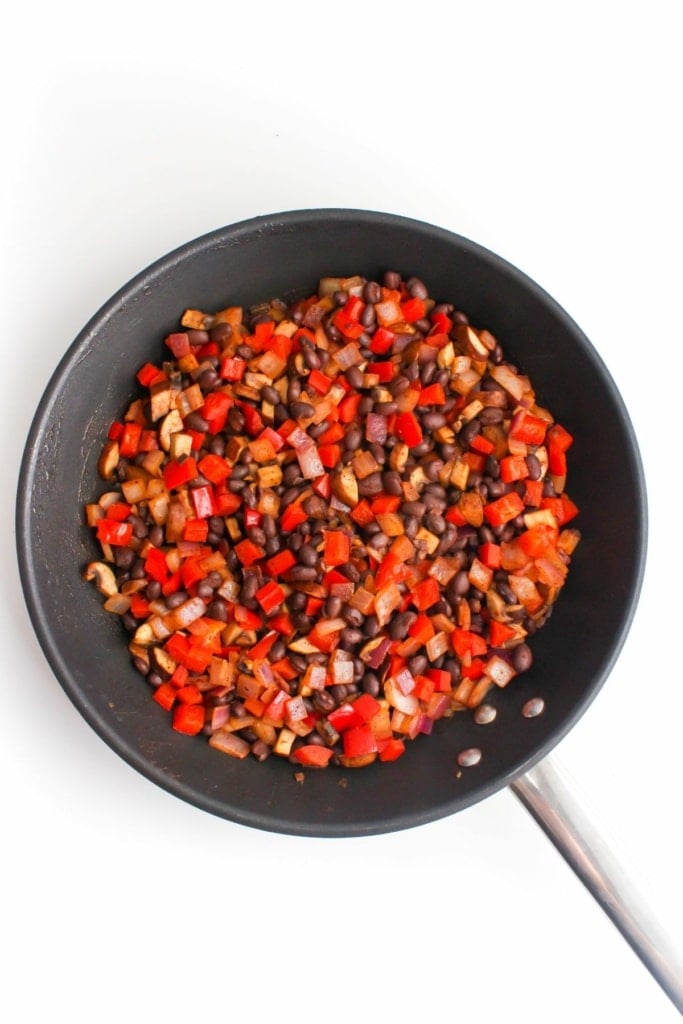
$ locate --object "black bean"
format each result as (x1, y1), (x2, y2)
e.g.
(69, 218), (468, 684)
(363, 614), (380, 638)
(526, 453), (542, 480)
(363, 281), (382, 303)
(422, 411), (446, 431)
(382, 470), (403, 496)
(241, 574), (258, 602)
(510, 644), (532, 672)
(389, 611), (417, 641)
(165, 590), (189, 609)
(424, 511), (446, 535)
(185, 411), (210, 432)
(374, 401), (398, 416)
(406, 276), (428, 299)
(358, 472), (383, 497)
(288, 590), (307, 611)
(341, 605), (364, 627)
(291, 400), (315, 419)
(298, 544), (318, 567)
(261, 385), (281, 405)
(288, 565), (318, 582)
(401, 500), (426, 517)
(479, 407), (504, 425)
(360, 304), (376, 328)
(302, 345), (321, 370)
(383, 270), (401, 289)
(340, 627), (364, 649)
(408, 654), (428, 676)
(198, 368), (219, 391)
(344, 423), (363, 451)
(362, 672), (381, 697)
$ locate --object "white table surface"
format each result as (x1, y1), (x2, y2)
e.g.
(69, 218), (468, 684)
(3, 3), (681, 1021)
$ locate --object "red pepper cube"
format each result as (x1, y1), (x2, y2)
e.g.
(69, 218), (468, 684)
(219, 355), (247, 381)
(197, 453), (232, 484)
(400, 297), (427, 323)
(293, 745), (334, 768)
(256, 580), (286, 616)
(201, 391), (232, 433)
(136, 363), (166, 388)
(546, 423), (574, 452)
(163, 456), (198, 491)
(191, 484), (217, 519)
(234, 538), (265, 567)
(308, 368), (332, 394)
(323, 529), (350, 568)
(152, 682), (177, 712)
(183, 518), (209, 542)
(343, 724), (378, 758)
(478, 541), (502, 569)
(171, 703), (205, 735)
(483, 492), (525, 527)
(352, 693), (382, 723)
(144, 546), (169, 583)
(280, 504), (308, 532)
(165, 332), (192, 358)
(412, 576), (440, 612)
(265, 549), (297, 576)
(395, 411), (423, 448)
(508, 409), (549, 446)
(417, 383), (447, 406)
(378, 737), (405, 762)
(119, 422), (143, 458)
(327, 702), (364, 733)
(500, 454), (529, 483)
(96, 519), (133, 547)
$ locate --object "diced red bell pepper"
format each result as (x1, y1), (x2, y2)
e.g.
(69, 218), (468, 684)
(119, 422), (142, 458)
(483, 491), (525, 527)
(201, 391), (232, 433)
(219, 355), (247, 381)
(352, 693), (382, 723)
(313, 473), (332, 499)
(369, 326), (396, 355)
(153, 682), (177, 712)
(250, 630), (279, 660)
(324, 530), (350, 567)
(339, 392), (363, 422)
(489, 619), (518, 647)
(293, 745), (334, 767)
(318, 444), (342, 469)
(411, 576), (440, 611)
(508, 409), (549, 446)
(136, 362), (166, 388)
(478, 541), (502, 569)
(234, 538), (265, 566)
(238, 402), (263, 437)
(451, 628), (488, 659)
(334, 308), (365, 340)
(183, 518), (209, 542)
(233, 605), (263, 629)
(395, 411), (423, 448)
(367, 361), (395, 382)
(350, 499), (375, 527)
(378, 737), (406, 762)
(430, 311), (453, 334)
(214, 488), (242, 515)
(280, 503), (308, 532)
(165, 332), (191, 358)
(327, 702), (364, 732)
(546, 423), (574, 452)
(400, 297), (427, 323)
(343, 724), (378, 758)
(191, 484), (217, 519)
(96, 519), (133, 547)
(308, 368), (332, 394)
(172, 703), (205, 735)
(144, 546), (169, 583)
(105, 502), (132, 522)
(255, 580), (286, 615)
(197, 453), (232, 484)
(417, 383), (446, 406)
(408, 613), (435, 644)
(500, 455), (529, 483)
(163, 456), (198, 491)
(523, 478), (544, 507)
(265, 549), (297, 576)
(469, 433), (495, 455)
(548, 445), (567, 477)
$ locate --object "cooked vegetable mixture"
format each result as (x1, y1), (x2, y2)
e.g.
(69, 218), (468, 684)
(84, 272), (580, 768)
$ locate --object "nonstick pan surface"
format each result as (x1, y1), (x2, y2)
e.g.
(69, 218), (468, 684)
(16, 209), (647, 837)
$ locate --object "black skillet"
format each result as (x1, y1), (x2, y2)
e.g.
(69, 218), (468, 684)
(19, 210), (680, 1004)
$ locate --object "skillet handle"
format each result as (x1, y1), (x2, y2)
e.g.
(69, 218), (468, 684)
(511, 755), (683, 1014)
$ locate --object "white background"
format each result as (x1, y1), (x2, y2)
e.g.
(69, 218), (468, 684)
(2, 3), (681, 1021)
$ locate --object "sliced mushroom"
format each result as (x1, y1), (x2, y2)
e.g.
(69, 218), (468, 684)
(83, 561), (118, 597)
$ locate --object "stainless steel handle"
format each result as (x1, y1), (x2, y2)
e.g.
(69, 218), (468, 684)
(511, 756), (683, 1014)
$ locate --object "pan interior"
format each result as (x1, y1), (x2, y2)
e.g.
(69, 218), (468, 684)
(16, 210), (647, 837)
